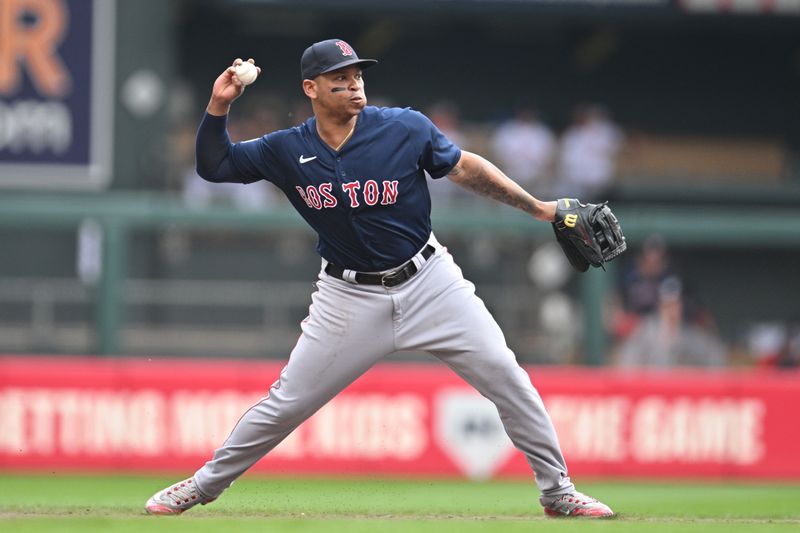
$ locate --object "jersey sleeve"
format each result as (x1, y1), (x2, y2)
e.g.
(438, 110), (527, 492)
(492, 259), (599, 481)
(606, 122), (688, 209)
(195, 112), (286, 186)
(406, 110), (462, 179)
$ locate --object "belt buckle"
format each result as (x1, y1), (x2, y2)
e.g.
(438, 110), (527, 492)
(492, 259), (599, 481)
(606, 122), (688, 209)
(381, 263), (411, 288)
(381, 251), (426, 288)
(381, 270), (401, 288)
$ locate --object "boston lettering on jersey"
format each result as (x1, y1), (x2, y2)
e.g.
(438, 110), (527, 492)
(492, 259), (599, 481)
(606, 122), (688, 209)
(295, 179), (399, 209)
(196, 106), (461, 271)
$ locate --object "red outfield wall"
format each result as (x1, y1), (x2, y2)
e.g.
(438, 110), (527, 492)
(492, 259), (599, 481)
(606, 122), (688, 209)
(1, 356), (799, 479)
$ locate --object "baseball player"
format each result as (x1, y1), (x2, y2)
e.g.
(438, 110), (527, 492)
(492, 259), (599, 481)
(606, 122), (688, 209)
(145, 38), (614, 518)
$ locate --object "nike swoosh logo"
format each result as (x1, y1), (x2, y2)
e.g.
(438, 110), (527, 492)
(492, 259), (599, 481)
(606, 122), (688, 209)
(299, 155), (317, 164)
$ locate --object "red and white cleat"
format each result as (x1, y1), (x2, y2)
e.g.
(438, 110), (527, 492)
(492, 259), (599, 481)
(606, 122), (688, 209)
(540, 490), (615, 518)
(145, 477), (215, 515)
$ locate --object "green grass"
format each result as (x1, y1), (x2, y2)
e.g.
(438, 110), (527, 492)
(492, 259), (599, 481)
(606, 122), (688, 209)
(1, 474), (799, 532)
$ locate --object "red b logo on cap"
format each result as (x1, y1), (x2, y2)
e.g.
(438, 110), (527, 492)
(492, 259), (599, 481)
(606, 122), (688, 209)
(335, 41), (354, 56)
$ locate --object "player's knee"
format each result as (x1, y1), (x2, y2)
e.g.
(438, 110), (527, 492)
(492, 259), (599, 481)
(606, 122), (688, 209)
(270, 397), (320, 427)
(473, 351), (530, 383)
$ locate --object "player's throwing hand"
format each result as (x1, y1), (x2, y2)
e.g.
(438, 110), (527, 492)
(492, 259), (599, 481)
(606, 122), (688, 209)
(208, 58), (260, 115)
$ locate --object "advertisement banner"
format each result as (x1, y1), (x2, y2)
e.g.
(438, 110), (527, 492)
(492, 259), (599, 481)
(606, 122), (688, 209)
(0, 0), (114, 188)
(1, 356), (799, 479)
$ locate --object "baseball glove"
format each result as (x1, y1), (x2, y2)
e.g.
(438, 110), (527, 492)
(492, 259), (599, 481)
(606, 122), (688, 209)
(551, 198), (627, 272)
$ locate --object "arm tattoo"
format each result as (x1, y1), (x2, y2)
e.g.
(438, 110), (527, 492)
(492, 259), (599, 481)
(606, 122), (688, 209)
(449, 158), (539, 217)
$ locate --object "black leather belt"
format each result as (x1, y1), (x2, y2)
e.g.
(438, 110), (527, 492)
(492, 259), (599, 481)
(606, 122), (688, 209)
(325, 245), (435, 288)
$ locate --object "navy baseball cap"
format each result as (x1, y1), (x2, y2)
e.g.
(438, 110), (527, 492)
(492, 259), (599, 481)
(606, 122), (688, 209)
(301, 39), (378, 80)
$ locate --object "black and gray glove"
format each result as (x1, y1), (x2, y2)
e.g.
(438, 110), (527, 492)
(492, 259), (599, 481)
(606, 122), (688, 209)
(551, 198), (627, 272)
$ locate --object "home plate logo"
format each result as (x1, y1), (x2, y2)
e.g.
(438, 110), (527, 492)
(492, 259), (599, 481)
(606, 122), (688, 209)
(434, 389), (515, 480)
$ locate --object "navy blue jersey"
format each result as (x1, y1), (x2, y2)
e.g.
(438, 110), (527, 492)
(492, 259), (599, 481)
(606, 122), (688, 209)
(196, 106), (461, 271)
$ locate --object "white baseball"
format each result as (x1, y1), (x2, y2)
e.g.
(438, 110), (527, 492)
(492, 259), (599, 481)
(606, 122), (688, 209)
(234, 61), (258, 86)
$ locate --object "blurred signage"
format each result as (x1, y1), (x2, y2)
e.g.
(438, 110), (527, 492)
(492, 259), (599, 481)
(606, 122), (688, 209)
(0, 0), (115, 189)
(2, 356), (799, 480)
(471, 0), (800, 11)
(504, 0), (800, 8)
(239, 0), (800, 14)
(679, 0), (800, 14)
(517, 0), (669, 4)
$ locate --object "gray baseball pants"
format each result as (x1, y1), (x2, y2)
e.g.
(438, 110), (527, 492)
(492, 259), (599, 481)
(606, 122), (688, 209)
(193, 234), (575, 499)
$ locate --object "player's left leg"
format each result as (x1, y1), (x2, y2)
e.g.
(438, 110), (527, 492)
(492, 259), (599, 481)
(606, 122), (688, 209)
(394, 247), (613, 518)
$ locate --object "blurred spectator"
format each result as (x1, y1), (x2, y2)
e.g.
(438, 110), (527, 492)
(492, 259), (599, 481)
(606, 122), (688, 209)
(613, 276), (728, 368)
(780, 329), (800, 368)
(554, 103), (623, 202)
(490, 106), (555, 196)
(747, 323), (800, 369)
(76, 218), (102, 286)
(425, 100), (471, 205)
(611, 234), (673, 339)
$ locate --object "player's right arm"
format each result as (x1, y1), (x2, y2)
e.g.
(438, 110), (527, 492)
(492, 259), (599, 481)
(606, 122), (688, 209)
(196, 59), (269, 184)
